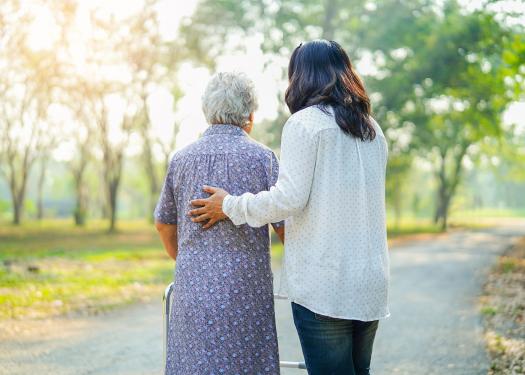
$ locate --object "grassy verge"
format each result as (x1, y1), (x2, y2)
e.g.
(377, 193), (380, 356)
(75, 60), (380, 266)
(0, 220), (174, 319)
(481, 237), (525, 374)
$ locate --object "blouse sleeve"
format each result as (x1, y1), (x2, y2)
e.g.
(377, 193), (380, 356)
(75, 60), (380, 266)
(154, 159), (178, 225)
(269, 152), (285, 229)
(223, 116), (318, 227)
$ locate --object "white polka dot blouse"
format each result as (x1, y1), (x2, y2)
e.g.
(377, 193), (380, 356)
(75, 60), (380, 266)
(223, 105), (390, 321)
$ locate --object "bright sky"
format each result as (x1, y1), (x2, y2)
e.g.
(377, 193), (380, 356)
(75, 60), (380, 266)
(156, 0), (287, 150)
(25, 0), (525, 159)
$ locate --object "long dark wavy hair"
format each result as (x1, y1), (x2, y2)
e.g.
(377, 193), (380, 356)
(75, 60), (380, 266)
(285, 40), (376, 141)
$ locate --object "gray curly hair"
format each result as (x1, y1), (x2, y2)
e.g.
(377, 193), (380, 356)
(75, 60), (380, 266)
(202, 72), (258, 127)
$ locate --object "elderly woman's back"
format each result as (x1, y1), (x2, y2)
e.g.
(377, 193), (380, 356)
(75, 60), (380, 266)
(155, 72), (282, 375)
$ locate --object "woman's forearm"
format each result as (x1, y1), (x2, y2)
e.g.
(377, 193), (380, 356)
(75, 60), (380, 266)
(223, 184), (304, 227)
(155, 222), (178, 260)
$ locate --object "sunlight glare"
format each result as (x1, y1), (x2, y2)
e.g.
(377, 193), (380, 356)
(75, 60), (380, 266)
(27, 5), (60, 51)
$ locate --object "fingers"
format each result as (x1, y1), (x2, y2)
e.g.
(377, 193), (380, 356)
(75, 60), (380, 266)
(191, 213), (210, 223)
(188, 207), (207, 216)
(203, 185), (219, 194)
(190, 198), (208, 207)
(203, 218), (218, 229)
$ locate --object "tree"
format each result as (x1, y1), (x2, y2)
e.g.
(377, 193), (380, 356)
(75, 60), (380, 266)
(60, 85), (95, 226)
(82, 80), (135, 232)
(121, 0), (182, 218)
(385, 151), (413, 229)
(0, 1), (60, 224)
(73, 1), (184, 231)
(35, 132), (60, 220)
(374, 3), (511, 229)
(74, 6), (136, 232)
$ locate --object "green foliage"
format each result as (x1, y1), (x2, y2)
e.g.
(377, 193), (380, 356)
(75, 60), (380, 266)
(180, 0), (367, 65)
(502, 33), (525, 99)
(179, 0), (368, 149)
(181, 0), (523, 228)
(365, 1), (516, 228)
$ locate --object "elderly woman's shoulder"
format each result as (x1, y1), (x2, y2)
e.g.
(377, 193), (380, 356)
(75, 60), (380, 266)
(164, 140), (205, 169)
(243, 136), (276, 159)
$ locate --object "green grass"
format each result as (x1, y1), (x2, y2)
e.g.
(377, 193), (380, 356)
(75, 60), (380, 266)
(386, 215), (498, 238)
(0, 219), (163, 261)
(499, 258), (517, 273)
(481, 305), (498, 317)
(453, 208), (525, 219)
(0, 219), (175, 319)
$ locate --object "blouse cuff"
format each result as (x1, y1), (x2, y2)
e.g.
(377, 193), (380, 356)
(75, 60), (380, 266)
(223, 194), (245, 226)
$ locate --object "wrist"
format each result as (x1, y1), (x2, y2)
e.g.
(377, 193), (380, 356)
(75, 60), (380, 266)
(222, 194), (232, 217)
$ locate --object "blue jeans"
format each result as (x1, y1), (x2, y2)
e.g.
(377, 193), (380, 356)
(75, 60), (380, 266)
(291, 302), (379, 375)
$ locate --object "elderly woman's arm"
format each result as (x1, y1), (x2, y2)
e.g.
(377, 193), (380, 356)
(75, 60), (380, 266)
(155, 222), (178, 260)
(154, 159), (179, 260)
(189, 116), (317, 228)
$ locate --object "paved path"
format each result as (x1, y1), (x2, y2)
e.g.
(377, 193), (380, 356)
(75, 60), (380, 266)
(1, 223), (524, 375)
(0, 302), (163, 375)
(372, 223), (525, 374)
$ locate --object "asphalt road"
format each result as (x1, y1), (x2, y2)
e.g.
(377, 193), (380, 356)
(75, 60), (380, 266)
(1, 223), (523, 375)
(371, 223), (525, 374)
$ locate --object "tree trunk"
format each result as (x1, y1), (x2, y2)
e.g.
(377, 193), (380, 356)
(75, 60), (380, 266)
(103, 153), (123, 233)
(36, 158), (48, 220)
(148, 184), (158, 223)
(12, 194), (22, 225)
(8, 167), (28, 226)
(434, 185), (451, 231)
(433, 145), (468, 231)
(100, 169), (110, 220)
(73, 169), (87, 226)
(108, 179), (120, 232)
(433, 153), (447, 225)
(9, 184), (28, 226)
(141, 130), (159, 223)
(74, 199), (86, 226)
(434, 149), (451, 231)
(322, 0), (339, 40)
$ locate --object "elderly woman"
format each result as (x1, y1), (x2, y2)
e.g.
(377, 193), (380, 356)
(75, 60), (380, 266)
(154, 72), (284, 375)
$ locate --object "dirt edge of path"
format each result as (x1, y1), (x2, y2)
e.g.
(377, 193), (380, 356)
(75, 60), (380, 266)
(481, 237), (525, 374)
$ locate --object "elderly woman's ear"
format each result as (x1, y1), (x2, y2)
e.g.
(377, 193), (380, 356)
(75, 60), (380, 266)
(244, 113), (255, 134)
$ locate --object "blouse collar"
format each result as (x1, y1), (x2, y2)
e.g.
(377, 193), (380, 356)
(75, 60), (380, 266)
(204, 124), (247, 137)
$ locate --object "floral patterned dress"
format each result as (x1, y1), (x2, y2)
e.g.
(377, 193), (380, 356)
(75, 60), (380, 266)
(154, 124), (282, 375)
